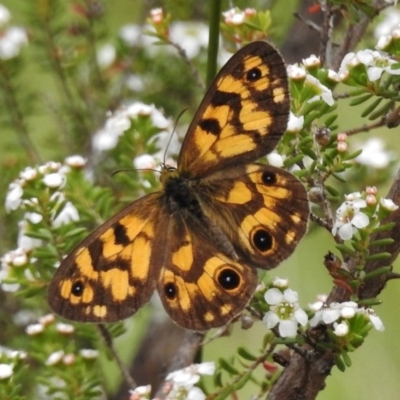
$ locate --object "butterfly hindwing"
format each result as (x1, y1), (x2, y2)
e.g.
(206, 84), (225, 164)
(154, 211), (258, 331)
(179, 41), (289, 177)
(47, 193), (162, 322)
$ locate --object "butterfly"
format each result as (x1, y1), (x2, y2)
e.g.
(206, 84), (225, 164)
(47, 41), (309, 331)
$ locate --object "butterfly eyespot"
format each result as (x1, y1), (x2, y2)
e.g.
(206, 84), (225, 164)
(246, 67), (262, 81)
(164, 282), (177, 299)
(261, 171), (277, 185)
(252, 229), (273, 252)
(218, 268), (241, 290)
(71, 281), (84, 297)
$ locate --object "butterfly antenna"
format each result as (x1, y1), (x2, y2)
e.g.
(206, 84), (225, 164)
(111, 168), (160, 177)
(163, 108), (188, 166)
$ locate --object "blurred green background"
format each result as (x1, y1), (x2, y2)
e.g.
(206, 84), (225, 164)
(1, 0), (399, 399)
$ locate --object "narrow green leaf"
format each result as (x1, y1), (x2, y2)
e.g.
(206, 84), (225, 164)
(365, 252), (391, 261)
(341, 350), (352, 367)
(373, 222), (396, 232)
(369, 238), (394, 247)
(363, 266), (392, 280)
(237, 347), (257, 361)
(369, 100), (395, 120)
(335, 355), (346, 372)
(361, 98), (382, 118)
(325, 185), (340, 197)
(300, 147), (318, 160)
(349, 93), (372, 106)
(342, 149), (363, 161)
(357, 298), (382, 306)
(219, 358), (239, 375)
(336, 244), (357, 256)
(324, 114), (338, 127)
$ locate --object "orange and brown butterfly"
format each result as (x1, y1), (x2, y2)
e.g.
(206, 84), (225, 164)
(47, 41), (309, 331)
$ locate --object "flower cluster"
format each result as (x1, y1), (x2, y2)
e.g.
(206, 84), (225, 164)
(309, 300), (384, 334)
(0, 4), (28, 60)
(129, 362), (215, 400)
(1, 157), (84, 291)
(92, 101), (176, 165)
(332, 190), (398, 241)
(0, 346), (26, 381)
(287, 59), (336, 108)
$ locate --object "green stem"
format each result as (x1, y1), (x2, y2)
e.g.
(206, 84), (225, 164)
(206, 0), (222, 87)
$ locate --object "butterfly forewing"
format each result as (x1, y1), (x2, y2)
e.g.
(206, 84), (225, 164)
(198, 164), (309, 270)
(178, 41), (290, 177)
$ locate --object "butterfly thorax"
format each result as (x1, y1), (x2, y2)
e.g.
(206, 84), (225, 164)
(161, 166), (202, 216)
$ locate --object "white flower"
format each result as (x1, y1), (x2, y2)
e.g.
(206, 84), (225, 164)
(26, 323), (44, 335)
(287, 112), (304, 132)
(0, 364), (13, 380)
(222, 8), (246, 25)
(303, 54), (320, 68)
(310, 301), (358, 327)
(133, 154), (157, 170)
(119, 24), (141, 46)
(355, 138), (393, 169)
(97, 43), (116, 68)
(272, 277), (289, 289)
(0, 5), (11, 26)
(18, 220), (42, 250)
(56, 322), (75, 334)
(45, 350), (64, 366)
(380, 197), (399, 211)
(38, 314), (55, 325)
(20, 166), (37, 181)
(65, 155), (86, 168)
(333, 321), (349, 336)
(52, 201), (80, 228)
(267, 152), (284, 168)
(375, 9), (400, 40)
(0, 26), (28, 59)
(165, 362), (215, 399)
(2, 247), (29, 267)
(367, 312), (385, 332)
(305, 74), (334, 106)
(169, 22), (208, 59)
(80, 349), (99, 359)
(129, 384), (151, 399)
(287, 63), (306, 80)
(263, 288), (308, 338)
(42, 172), (65, 188)
(5, 182), (23, 211)
(332, 196), (369, 240)
(125, 74), (145, 92)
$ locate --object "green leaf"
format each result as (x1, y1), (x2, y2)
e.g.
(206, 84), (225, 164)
(365, 252), (391, 261)
(336, 244), (357, 257)
(219, 358), (239, 375)
(363, 266), (392, 280)
(369, 238), (394, 247)
(349, 93), (372, 106)
(361, 98), (382, 118)
(237, 347), (257, 361)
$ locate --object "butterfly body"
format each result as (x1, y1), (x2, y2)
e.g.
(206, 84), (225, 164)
(48, 41), (309, 331)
